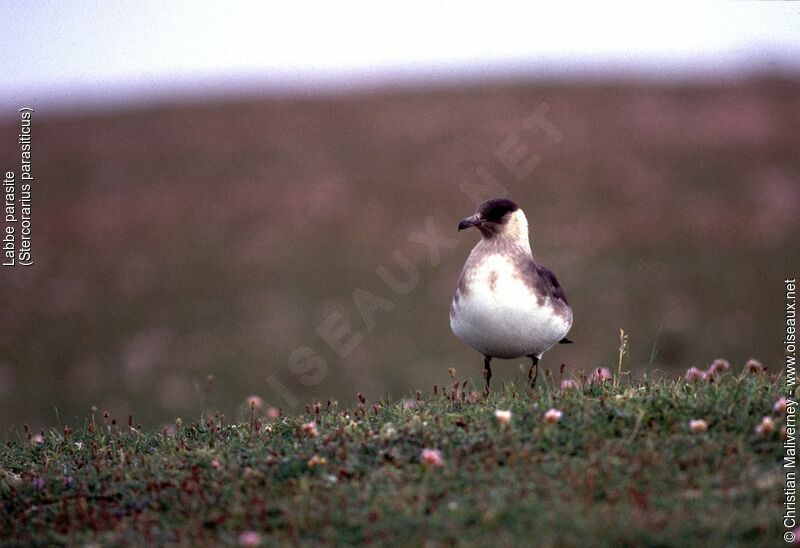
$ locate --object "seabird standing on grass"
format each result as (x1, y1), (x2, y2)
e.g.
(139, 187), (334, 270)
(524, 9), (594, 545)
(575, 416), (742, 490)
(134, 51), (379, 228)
(450, 198), (573, 393)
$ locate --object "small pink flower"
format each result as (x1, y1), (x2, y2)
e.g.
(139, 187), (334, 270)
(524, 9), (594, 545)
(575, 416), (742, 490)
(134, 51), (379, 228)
(590, 367), (612, 385)
(689, 419), (708, 433)
(420, 448), (445, 468)
(706, 359), (730, 377)
(684, 367), (707, 382)
(307, 454), (327, 467)
(266, 407), (280, 419)
(211, 459), (222, 469)
(560, 379), (579, 390)
(238, 530), (262, 546)
(494, 409), (512, 425)
(544, 408), (563, 423)
(745, 359), (765, 375)
(31, 434), (45, 445)
(301, 421), (318, 438)
(755, 416), (775, 436)
(246, 395), (264, 410)
(775, 397), (789, 414)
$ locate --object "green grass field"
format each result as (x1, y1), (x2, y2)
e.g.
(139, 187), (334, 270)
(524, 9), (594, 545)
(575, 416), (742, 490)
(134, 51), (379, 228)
(0, 365), (789, 546)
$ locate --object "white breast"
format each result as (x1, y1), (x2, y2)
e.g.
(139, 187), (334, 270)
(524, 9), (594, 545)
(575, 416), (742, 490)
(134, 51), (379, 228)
(450, 253), (572, 359)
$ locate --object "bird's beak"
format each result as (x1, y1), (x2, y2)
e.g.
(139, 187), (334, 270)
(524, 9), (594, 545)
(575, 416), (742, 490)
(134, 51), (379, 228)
(458, 214), (482, 231)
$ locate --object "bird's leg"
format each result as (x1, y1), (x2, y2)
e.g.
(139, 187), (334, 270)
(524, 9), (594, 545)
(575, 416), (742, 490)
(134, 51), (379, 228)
(483, 355), (493, 396)
(527, 355), (539, 388)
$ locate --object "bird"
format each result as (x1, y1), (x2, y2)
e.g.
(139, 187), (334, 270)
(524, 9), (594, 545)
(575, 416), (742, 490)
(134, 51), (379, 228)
(449, 198), (573, 393)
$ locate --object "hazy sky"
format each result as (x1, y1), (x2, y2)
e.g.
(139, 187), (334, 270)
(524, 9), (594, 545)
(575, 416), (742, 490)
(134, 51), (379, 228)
(2, 1), (799, 108)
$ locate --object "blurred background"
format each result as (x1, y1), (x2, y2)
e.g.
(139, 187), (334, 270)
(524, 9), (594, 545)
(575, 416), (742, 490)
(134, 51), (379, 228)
(1, 2), (799, 433)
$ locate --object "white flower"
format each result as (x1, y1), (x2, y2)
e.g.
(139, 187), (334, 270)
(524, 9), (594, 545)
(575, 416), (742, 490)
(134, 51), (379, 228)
(706, 358), (730, 377)
(590, 368), (612, 384)
(755, 416), (775, 436)
(745, 359), (765, 375)
(544, 408), (563, 424)
(560, 379), (580, 390)
(689, 419), (708, 433)
(494, 409), (512, 425)
(238, 530), (261, 546)
(684, 367), (707, 382)
(420, 448), (445, 468)
(301, 421), (318, 438)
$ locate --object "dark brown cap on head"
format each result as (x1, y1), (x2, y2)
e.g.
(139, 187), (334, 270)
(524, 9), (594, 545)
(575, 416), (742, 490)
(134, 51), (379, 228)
(477, 198), (519, 223)
(458, 198), (521, 234)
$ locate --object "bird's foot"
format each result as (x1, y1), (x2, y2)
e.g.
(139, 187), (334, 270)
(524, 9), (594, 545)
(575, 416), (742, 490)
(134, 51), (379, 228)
(527, 356), (539, 389)
(483, 356), (492, 397)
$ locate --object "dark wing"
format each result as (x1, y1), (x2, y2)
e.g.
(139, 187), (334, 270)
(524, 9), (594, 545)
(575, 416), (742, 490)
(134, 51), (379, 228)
(535, 264), (569, 306)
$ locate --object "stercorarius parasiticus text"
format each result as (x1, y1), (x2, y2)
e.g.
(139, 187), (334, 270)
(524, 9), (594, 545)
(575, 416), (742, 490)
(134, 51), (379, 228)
(450, 198), (573, 393)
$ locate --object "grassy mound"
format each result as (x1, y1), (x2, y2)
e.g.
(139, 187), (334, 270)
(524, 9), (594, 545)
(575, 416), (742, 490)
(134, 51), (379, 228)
(0, 371), (787, 546)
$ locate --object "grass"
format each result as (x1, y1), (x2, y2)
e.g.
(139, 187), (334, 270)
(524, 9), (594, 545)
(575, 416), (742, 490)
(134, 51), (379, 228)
(0, 368), (789, 546)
